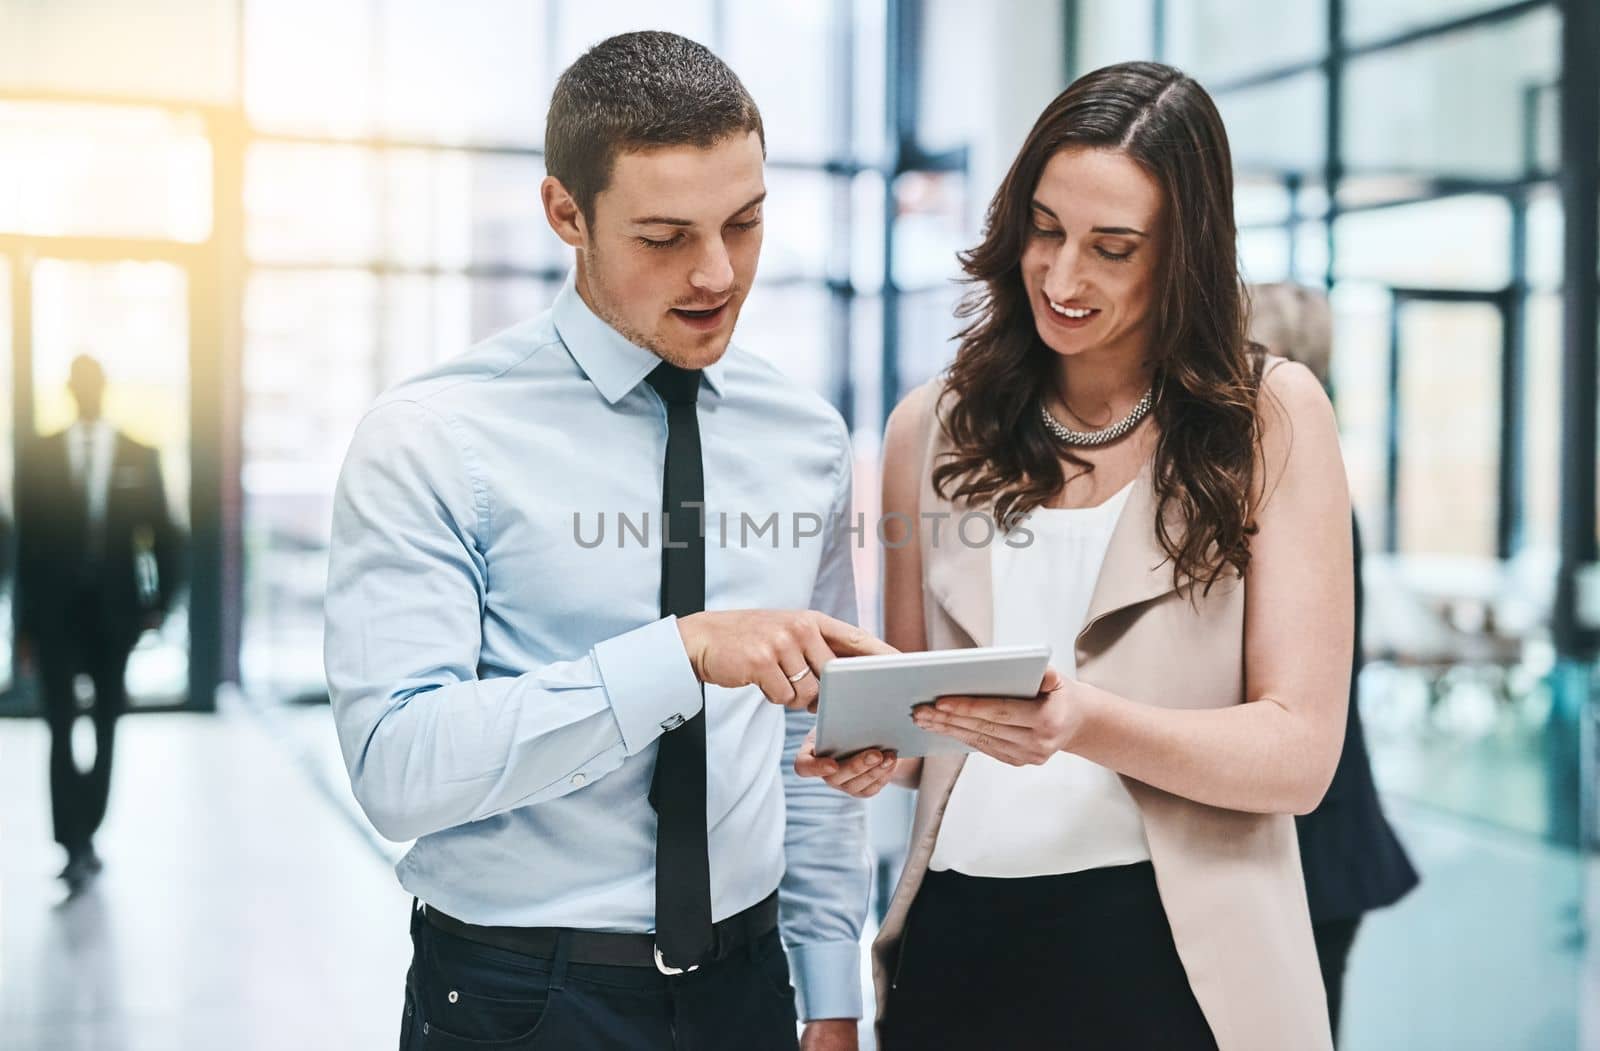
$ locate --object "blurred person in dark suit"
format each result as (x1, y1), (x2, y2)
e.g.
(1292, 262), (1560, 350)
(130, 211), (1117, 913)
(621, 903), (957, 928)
(1248, 283), (1419, 1043)
(15, 354), (183, 894)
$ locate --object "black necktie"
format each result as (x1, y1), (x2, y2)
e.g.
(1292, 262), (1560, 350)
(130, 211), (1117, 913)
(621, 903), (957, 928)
(644, 362), (713, 971)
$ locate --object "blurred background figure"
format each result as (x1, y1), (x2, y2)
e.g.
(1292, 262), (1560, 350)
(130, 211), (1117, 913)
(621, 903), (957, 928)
(1249, 282), (1419, 1044)
(14, 354), (183, 894)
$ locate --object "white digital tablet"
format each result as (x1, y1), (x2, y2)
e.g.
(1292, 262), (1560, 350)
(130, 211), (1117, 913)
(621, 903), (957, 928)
(814, 645), (1052, 758)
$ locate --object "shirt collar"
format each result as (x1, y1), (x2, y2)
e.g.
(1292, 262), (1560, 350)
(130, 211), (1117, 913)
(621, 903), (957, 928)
(552, 272), (727, 405)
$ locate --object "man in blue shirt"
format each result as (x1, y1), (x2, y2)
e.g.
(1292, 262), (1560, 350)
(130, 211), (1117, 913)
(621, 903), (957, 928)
(324, 30), (895, 1051)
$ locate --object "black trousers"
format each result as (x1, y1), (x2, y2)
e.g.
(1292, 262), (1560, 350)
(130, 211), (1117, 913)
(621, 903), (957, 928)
(881, 863), (1218, 1051)
(38, 591), (132, 853)
(401, 905), (800, 1050)
(1313, 916), (1361, 1045)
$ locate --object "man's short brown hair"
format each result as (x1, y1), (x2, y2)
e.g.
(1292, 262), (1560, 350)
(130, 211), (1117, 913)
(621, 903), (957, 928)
(545, 31), (765, 221)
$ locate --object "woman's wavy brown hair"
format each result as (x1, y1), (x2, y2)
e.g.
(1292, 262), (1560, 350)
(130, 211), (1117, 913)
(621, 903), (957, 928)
(932, 61), (1263, 593)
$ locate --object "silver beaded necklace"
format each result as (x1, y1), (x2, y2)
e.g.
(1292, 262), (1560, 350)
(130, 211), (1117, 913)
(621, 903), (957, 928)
(1039, 388), (1154, 447)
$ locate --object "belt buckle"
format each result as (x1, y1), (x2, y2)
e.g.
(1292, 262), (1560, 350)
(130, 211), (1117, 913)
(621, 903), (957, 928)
(653, 945), (701, 975)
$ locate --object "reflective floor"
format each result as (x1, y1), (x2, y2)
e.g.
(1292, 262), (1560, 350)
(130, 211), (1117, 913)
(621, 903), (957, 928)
(1, 706), (1596, 1050)
(0, 708), (409, 1051)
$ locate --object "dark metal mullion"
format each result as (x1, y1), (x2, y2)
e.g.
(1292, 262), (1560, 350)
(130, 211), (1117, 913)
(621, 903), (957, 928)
(1384, 292), (1402, 554)
(881, 0), (919, 430)
(1554, 0), (1600, 661)
(1323, 0), (1342, 295)
(1498, 270), (1525, 560)
(208, 110), (248, 700)
(1500, 80), (1536, 563)
(1209, 0), (1553, 97)
(1284, 172), (1302, 283)
(1062, 0), (1080, 84)
(826, 0), (856, 429)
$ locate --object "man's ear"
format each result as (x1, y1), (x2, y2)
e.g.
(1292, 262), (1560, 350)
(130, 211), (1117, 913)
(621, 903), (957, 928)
(541, 176), (588, 248)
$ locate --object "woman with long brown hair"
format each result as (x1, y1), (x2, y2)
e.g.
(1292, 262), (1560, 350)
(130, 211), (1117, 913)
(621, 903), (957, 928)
(860, 62), (1348, 1049)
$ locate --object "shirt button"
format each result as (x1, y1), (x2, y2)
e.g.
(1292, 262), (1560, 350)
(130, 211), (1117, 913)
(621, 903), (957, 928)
(571, 773), (587, 787)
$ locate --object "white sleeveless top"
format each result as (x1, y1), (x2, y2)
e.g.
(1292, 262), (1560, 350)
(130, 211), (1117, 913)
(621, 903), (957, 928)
(929, 481), (1151, 877)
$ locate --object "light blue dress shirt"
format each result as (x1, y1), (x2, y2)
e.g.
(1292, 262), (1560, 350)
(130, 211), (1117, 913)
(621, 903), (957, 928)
(324, 276), (870, 1020)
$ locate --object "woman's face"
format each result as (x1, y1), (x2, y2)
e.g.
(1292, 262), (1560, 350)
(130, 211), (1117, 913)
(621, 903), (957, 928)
(1020, 147), (1163, 365)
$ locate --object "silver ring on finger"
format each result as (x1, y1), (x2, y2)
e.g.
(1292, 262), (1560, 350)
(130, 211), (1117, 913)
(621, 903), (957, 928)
(786, 665), (812, 683)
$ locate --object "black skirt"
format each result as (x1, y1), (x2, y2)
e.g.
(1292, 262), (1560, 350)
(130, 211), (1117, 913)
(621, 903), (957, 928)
(880, 862), (1219, 1051)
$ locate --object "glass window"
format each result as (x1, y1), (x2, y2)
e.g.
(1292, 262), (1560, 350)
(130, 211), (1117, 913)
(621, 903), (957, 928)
(246, 144), (380, 265)
(761, 170), (832, 282)
(851, 293), (885, 439)
(244, 0), (376, 137)
(1239, 229), (1292, 284)
(1074, 0), (1155, 75)
(378, 0), (547, 145)
(724, 1), (831, 160)
(241, 270), (378, 701)
(0, 0), (238, 105)
(853, 0), (889, 164)
(891, 172), (971, 291)
(0, 102), (211, 242)
(554, 0), (715, 66)
(1235, 178), (1294, 228)
(1334, 195), (1511, 291)
(1526, 187), (1562, 292)
(734, 284), (835, 401)
(381, 275), (558, 388)
(894, 284), (964, 403)
(1217, 73), (1325, 174)
(851, 172), (887, 295)
(918, 0), (995, 158)
(1293, 220), (1331, 287)
(1164, 0), (1325, 83)
(1395, 300), (1501, 557)
(1344, 0), (1520, 47)
(382, 151), (559, 271)
(1521, 291), (1560, 555)
(1328, 282), (1390, 537)
(1343, 9), (1559, 181)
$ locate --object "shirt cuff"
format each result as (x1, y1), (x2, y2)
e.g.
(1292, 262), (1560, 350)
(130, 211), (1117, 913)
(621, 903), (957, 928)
(592, 615), (704, 756)
(788, 940), (863, 1022)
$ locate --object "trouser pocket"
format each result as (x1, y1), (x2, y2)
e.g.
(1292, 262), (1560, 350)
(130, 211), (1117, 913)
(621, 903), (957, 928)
(407, 907), (565, 1049)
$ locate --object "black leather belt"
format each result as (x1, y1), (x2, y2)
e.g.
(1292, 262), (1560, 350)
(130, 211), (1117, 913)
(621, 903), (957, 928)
(423, 892), (779, 973)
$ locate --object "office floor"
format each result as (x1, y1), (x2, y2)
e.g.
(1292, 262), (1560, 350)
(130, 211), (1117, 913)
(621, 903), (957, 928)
(0, 710), (410, 1051)
(0, 705), (1596, 1051)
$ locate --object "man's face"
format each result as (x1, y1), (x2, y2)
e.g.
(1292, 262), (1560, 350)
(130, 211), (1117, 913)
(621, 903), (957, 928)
(553, 132), (766, 370)
(68, 368), (105, 421)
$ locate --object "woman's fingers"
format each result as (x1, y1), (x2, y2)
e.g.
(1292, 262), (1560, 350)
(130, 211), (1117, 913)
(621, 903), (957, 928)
(914, 708), (1041, 765)
(914, 707), (1033, 746)
(930, 695), (1041, 727)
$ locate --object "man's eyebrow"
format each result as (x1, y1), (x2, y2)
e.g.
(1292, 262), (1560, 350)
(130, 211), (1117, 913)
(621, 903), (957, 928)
(1029, 201), (1146, 237)
(631, 192), (768, 227)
